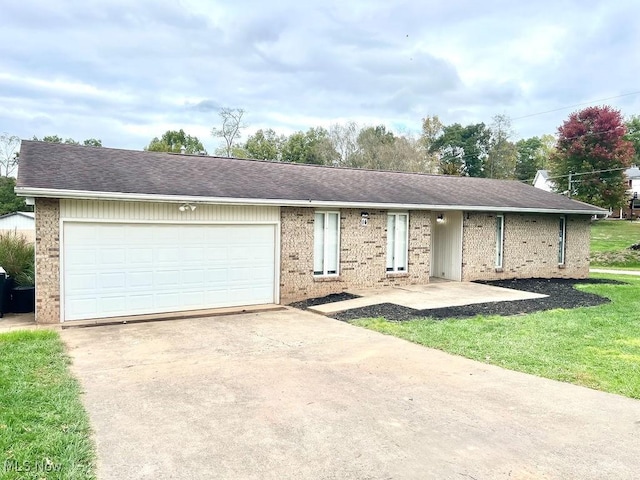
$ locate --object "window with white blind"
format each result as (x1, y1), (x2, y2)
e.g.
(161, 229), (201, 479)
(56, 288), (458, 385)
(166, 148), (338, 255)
(495, 214), (504, 268)
(314, 212), (340, 276)
(386, 213), (408, 272)
(558, 216), (566, 265)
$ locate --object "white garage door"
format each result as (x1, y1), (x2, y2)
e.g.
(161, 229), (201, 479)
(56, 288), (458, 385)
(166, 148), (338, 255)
(63, 223), (276, 321)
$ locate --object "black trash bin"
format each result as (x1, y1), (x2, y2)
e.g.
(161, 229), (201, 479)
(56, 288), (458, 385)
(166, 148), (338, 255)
(0, 267), (7, 317)
(12, 286), (35, 314)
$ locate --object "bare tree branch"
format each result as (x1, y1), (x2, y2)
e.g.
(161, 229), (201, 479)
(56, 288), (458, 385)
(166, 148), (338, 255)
(0, 133), (20, 177)
(211, 108), (247, 157)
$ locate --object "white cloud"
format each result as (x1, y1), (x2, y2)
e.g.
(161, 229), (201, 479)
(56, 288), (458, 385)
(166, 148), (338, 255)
(0, 0), (639, 149)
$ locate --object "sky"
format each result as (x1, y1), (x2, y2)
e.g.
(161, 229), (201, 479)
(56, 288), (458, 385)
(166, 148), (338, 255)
(1, 0), (639, 153)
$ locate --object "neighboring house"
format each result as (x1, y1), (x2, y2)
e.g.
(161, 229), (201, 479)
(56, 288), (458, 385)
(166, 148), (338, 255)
(617, 166), (640, 219)
(16, 141), (606, 324)
(626, 166), (640, 201)
(533, 167), (640, 219)
(532, 170), (554, 192)
(0, 211), (35, 242)
(596, 166), (640, 219)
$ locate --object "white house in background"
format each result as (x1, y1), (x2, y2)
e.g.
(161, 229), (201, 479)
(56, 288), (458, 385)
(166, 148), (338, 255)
(626, 167), (640, 197)
(533, 166), (640, 198)
(0, 211), (35, 241)
(533, 170), (554, 192)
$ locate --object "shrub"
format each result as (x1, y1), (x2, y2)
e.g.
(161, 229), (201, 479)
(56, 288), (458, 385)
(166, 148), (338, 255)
(0, 231), (35, 286)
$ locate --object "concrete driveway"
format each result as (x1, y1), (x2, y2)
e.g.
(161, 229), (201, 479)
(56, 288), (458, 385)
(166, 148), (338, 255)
(62, 309), (640, 480)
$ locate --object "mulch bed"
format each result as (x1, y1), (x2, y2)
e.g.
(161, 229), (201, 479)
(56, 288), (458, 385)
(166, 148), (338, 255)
(288, 291), (360, 310)
(290, 278), (626, 322)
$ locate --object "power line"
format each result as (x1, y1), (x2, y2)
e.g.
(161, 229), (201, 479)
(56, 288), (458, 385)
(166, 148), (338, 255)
(512, 91), (640, 121)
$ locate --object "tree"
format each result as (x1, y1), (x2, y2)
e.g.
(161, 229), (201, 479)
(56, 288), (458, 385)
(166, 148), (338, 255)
(383, 134), (428, 173)
(419, 115), (444, 174)
(551, 106), (634, 209)
(145, 129), (206, 154)
(33, 135), (103, 147)
(624, 115), (640, 164)
(431, 123), (491, 176)
(83, 138), (102, 147)
(515, 136), (544, 181)
(514, 134), (556, 182)
(349, 125), (396, 169)
(329, 121), (359, 167)
(243, 129), (284, 161)
(281, 127), (338, 165)
(485, 114), (517, 179)
(0, 176), (28, 215)
(211, 108), (246, 157)
(0, 133), (20, 177)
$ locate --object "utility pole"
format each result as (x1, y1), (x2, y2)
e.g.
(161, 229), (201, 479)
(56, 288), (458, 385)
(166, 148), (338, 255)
(568, 173), (572, 198)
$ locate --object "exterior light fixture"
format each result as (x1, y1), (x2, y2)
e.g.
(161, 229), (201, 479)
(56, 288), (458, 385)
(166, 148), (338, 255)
(178, 203), (196, 212)
(360, 211), (369, 226)
(436, 213), (445, 223)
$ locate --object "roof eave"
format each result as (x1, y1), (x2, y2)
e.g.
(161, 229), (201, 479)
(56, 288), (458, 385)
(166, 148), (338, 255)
(15, 186), (606, 216)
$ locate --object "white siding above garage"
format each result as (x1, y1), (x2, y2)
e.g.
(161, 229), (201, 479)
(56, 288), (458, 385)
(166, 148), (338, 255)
(60, 199), (279, 223)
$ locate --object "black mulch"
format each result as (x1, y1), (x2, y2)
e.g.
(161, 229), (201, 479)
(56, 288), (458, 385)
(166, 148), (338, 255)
(289, 291), (360, 310)
(292, 278), (626, 322)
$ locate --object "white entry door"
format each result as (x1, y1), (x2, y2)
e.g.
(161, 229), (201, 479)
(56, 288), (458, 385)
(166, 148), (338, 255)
(62, 223), (276, 321)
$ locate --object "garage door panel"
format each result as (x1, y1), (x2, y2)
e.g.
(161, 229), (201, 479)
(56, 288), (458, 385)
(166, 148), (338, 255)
(251, 266), (274, 281)
(125, 294), (155, 311)
(127, 249), (154, 264)
(67, 297), (97, 316)
(181, 269), (206, 284)
(99, 248), (126, 266)
(205, 269), (228, 282)
(66, 273), (97, 292)
(155, 270), (180, 287)
(67, 249), (97, 267)
(98, 272), (127, 289)
(127, 272), (154, 288)
(156, 292), (181, 309)
(63, 223), (276, 321)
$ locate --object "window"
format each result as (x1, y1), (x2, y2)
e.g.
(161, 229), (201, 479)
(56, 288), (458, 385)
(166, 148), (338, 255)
(495, 214), (504, 268)
(314, 212), (340, 276)
(386, 213), (408, 272)
(558, 216), (566, 265)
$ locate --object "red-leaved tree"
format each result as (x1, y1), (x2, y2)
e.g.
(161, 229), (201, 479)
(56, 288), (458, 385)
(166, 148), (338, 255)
(551, 106), (635, 209)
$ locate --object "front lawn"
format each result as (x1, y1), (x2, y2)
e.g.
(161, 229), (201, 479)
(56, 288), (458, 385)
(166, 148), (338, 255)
(352, 274), (640, 399)
(0, 330), (95, 479)
(590, 219), (640, 268)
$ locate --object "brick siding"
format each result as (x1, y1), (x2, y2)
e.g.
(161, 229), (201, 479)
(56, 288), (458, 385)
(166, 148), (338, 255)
(34, 198), (60, 323)
(461, 212), (590, 281)
(280, 207), (431, 304)
(32, 200), (592, 323)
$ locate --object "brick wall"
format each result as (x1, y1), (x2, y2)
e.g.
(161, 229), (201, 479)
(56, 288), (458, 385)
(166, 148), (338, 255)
(461, 212), (590, 281)
(34, 198), (60, 323)
(280, 208), (431, 303)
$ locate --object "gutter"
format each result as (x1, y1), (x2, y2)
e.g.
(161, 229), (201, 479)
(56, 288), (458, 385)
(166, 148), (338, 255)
(14, 186), (607, 216)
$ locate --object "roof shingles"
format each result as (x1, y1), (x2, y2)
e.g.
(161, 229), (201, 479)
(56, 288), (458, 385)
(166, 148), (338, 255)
(16, 141), (604, 214)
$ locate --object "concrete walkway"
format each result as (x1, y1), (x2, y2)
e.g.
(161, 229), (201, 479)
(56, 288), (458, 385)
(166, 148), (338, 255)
(62, 309), (640, 480)
(590, 268), (640, 276)
(309, 281), (547, 315)
(0, 312), (46, 332)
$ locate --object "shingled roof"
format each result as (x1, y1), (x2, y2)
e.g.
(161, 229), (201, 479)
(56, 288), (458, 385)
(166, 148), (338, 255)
(16, 140), (605, 214)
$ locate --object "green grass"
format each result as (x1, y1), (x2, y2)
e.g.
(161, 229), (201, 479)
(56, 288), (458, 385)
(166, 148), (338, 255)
(590, 219), (640, 268)
(0, 330), (95, 479)
(352, 275), (640, 399)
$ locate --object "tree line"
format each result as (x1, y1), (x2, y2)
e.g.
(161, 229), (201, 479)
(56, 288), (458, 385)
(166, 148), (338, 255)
(1, 105), (640, 211)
